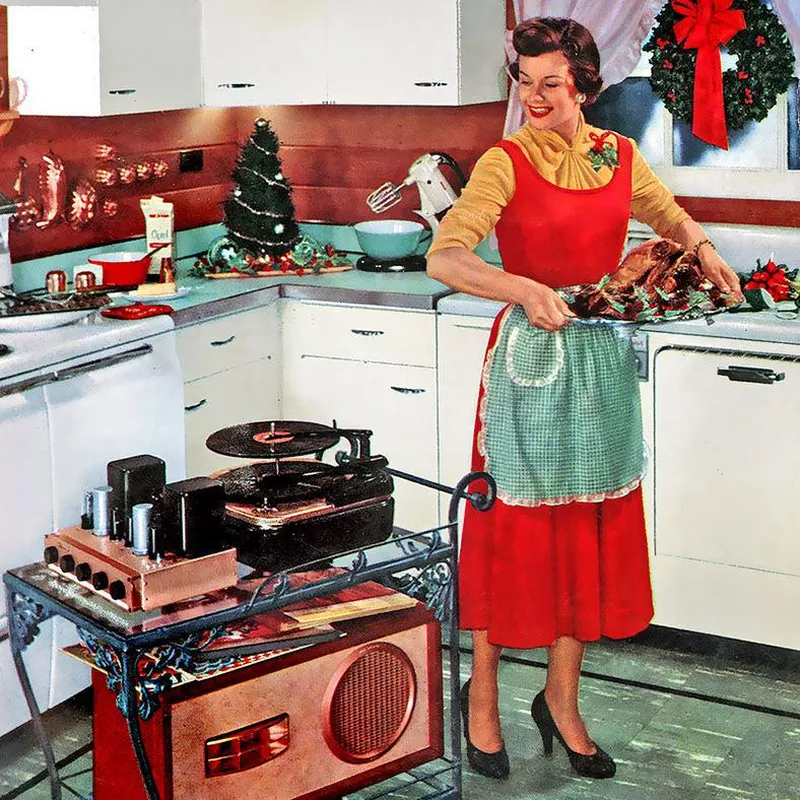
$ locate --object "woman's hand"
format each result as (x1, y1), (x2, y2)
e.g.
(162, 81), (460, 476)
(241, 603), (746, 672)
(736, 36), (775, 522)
(696, 242), (743, 304)
(520, 280), (576, 331)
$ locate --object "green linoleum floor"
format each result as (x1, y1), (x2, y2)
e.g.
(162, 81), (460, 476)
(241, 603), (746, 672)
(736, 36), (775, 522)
(1, 635), (798, 800)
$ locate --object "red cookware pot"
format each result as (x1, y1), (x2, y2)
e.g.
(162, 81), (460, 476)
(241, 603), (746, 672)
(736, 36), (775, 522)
(88, 251), (152, 286)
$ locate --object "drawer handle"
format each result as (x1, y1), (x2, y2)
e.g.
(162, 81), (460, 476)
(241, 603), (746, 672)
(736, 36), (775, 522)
(217, 82), (256, 89)
(108, 88), (137, 95)
(390, 386), (426, 395)
(210, 335), (236, 347)
(351, 329), (384, 337)
(717, 366), (785, 384)
(413, 81), (448, 87)
(184, 398), (207, 412)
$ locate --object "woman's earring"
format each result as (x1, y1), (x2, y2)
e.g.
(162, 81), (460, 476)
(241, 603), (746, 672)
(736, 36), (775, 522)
(575, 93), (587, 104)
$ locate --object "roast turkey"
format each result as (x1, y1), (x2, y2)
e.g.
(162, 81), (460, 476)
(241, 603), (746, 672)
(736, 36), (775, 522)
(564, 238), (732, 322)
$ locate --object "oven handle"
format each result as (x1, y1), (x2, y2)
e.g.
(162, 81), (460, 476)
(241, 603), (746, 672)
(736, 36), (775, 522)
(0, 344), (154, 400)
(51, 344), (154, 382)
(0, 372), (55, 399)
(717, 365), (785, 384)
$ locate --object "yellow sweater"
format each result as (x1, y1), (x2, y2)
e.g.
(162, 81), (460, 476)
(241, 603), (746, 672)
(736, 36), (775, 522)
(429, 115), (689, 256)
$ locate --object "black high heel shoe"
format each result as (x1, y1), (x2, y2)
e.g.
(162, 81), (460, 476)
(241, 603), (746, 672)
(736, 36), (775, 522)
(530, 690), (616, 779)
(459, 679), (510, 780)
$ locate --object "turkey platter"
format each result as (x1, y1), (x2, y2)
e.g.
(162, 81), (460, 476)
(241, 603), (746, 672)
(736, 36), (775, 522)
(560, 238), (737, 324)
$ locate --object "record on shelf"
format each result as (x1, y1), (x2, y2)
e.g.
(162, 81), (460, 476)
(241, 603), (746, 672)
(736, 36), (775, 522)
(205, 420), (341, 459)
(213, 459), (335, 503)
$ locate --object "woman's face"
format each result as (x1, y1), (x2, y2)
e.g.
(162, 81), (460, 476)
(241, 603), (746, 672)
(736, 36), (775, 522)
(517, 52), (582, 142)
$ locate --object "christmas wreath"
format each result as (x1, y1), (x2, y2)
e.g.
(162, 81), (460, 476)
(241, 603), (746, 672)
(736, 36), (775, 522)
(644, 0), (795, 149)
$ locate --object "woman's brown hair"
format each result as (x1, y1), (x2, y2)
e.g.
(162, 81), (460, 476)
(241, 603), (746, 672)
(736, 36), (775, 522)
(509, 17), (603, 105)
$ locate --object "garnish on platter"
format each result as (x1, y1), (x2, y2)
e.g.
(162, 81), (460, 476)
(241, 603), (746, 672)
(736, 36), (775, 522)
(739, 256), (798, 303)
(559, 238), (737, 325)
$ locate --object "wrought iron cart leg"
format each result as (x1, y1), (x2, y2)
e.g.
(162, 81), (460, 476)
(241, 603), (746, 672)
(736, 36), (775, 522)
(6, 585), (61, 800)
(120, 648), (162, 800)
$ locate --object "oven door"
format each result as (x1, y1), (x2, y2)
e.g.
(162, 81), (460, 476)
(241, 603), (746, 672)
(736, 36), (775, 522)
(43, 329), (186, 705)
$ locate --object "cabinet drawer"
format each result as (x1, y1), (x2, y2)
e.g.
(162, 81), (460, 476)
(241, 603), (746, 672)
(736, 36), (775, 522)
(177, 307), (274, 382)
(282, 302), (436, 367)
(184, 359), (280, 477)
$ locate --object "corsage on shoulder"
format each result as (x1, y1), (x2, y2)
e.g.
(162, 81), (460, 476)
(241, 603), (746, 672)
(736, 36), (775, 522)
(586, 131), (619, 172)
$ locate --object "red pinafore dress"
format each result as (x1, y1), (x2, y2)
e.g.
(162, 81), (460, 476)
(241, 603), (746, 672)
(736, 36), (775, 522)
(458, 135), (654, 649)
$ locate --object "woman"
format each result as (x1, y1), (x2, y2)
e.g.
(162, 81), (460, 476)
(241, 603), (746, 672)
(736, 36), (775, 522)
(427, 17), (741, 781)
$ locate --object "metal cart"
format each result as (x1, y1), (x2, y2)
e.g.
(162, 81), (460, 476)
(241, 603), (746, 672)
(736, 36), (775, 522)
(4, 469), (495, 800)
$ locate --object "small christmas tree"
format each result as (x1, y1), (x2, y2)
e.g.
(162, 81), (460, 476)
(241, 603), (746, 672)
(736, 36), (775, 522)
(223, 118), (301, 257)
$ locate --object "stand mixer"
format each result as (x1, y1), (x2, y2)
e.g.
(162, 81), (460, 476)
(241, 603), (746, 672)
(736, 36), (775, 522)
(366, 152), (467, 232)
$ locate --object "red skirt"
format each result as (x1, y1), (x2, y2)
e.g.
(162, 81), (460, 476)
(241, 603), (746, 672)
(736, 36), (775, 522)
(458, 308), (653, 649)
(458, 488), (654, 649)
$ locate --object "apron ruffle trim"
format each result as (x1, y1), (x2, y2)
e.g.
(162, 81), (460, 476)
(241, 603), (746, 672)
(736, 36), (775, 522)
(476, 305), (644, 507)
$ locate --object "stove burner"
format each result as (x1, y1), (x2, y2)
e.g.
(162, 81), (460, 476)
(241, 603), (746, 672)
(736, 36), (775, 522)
(356, 255), (427, 273)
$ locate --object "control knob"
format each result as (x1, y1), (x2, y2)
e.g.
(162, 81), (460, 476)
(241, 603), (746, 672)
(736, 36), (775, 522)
(44, 546), (59, 565)
(75, 562), (92, 582)
(92, 572), (109, 591)
(108, 580), (126, 601)
(59, 554), (76, 573)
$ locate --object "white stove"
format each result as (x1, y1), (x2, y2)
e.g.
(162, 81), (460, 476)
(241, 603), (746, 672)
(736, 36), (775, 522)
(0, 311), (175, 379)
(0, 310), (186, 737)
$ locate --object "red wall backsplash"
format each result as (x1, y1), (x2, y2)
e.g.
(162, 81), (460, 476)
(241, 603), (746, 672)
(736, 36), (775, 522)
(0, 103), (512, 262)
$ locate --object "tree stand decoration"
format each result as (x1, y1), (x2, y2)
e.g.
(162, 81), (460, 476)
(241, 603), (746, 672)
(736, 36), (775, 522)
(644, 0), (795, 150)
(195, 118), (351, 278)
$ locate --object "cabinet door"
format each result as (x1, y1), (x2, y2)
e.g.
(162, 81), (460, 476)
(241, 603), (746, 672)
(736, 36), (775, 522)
(100, 0), (201, 114)
(201, 0), (327, 107)
(653, 346), (800, 647)
(436, 315), (492, 525)
(184, 358), (280, 477)
(327, 0), (458, 105)
(8, 1), (201, 116)
(177, 305), (279, 383)
(283, 355), (439, 532)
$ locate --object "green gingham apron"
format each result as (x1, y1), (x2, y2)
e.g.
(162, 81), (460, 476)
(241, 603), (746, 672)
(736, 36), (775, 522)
(478, 305), (644, 505)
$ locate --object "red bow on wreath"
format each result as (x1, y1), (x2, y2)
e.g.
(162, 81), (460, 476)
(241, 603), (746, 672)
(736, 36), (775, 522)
(672, 0), (746, 149)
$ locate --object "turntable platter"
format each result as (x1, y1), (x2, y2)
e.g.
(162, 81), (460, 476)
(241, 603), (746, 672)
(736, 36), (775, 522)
(205, 420), (341, 458)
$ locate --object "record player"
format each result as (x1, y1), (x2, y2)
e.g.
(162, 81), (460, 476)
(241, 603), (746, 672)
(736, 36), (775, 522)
(207, 420), (395, 574)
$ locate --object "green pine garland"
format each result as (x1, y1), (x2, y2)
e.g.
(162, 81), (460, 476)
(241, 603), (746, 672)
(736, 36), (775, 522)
(644, 0), (795, 133)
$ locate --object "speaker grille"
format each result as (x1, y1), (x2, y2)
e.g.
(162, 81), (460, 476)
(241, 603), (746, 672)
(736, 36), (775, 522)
(324, 642), (417, 763)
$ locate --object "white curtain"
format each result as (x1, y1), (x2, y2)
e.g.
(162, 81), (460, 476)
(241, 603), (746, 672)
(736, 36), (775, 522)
(504, 0), (663, 135)
(772, 0), (800, 78)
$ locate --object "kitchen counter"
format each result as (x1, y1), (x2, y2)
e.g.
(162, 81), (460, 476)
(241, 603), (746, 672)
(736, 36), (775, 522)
(435, 292), (800, 347)
(164, 259), (452, 326)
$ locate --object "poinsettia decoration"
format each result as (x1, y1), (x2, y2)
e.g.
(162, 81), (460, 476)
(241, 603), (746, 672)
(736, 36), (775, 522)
(741, 257), (798, 302)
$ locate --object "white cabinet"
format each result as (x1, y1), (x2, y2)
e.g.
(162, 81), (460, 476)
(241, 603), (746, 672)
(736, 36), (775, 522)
(647, 333), (800, 650)
(177, 304), (281, 477)
(201, 0), (506, 107)
(281, 301), (439, 532)
(201, 0), (327, 107)
(327, 0), (506, 106)
(7, 0), (202, 116)
(435, 314), (493, 524)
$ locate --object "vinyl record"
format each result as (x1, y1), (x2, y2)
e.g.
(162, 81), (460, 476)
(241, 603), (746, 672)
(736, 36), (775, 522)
(205, 420), (341, 458)
(213, 459), (335, 502)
